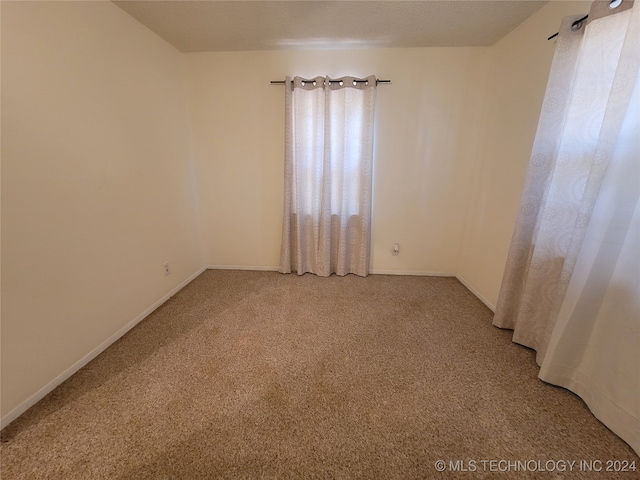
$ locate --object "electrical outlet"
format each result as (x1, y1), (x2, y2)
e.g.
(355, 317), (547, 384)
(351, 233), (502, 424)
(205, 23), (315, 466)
(392, 243), (400, 256)
(163, 262), (171, 276)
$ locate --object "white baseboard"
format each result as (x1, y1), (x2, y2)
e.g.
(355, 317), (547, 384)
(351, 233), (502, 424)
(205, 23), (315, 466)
(206, 264), (280, 271)
(369, 269), (456, 277)
(455, 274), (496, 312)
(0, 266), (207, 430)
(206, 266), (458, 278)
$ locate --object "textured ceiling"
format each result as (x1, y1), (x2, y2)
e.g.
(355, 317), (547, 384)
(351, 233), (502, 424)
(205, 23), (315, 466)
(113, 1), (549, 52)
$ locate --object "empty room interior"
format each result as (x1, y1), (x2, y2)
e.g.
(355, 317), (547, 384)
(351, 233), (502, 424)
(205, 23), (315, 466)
(1, 0), (639, 478)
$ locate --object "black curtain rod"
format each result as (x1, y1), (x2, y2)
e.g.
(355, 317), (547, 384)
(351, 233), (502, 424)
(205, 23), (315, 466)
(548, 14), (588, 40)
(271, 79), (391, 85)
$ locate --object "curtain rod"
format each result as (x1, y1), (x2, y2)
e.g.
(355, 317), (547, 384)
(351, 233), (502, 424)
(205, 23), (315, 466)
(548, 14), (588, 40)
(271, 79), (391, 85)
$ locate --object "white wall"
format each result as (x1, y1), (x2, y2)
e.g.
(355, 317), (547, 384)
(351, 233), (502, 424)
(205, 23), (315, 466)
(1, 1), (203, 421)
(457, 0), (592, 309)
(187, 47), (490, 274)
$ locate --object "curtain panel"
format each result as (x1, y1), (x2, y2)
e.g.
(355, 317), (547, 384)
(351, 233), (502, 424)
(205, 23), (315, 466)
(494, 1), (639, 455)
(280, 76), (377, 277)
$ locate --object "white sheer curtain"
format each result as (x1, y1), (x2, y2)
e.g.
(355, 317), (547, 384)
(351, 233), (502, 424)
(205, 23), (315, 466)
(494, 1), (639, 455)
(280, 76), (377, 277)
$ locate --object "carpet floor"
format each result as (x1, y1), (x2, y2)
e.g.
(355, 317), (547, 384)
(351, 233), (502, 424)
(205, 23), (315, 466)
(1, 270), (637, 479)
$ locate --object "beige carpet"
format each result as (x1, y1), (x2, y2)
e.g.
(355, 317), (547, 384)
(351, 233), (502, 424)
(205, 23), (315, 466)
(1, 270), (637, 479)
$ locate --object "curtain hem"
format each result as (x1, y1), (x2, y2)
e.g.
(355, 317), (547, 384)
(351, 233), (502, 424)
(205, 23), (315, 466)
(539, 364), (640, 456)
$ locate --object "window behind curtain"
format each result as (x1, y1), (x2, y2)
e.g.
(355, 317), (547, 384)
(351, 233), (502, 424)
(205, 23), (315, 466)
(280, 76), (377, 277)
